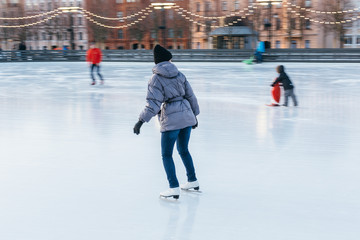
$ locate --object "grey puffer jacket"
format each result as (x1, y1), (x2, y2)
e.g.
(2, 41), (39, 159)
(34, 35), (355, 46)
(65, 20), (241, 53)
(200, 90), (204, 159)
(139, 61), (200, 132)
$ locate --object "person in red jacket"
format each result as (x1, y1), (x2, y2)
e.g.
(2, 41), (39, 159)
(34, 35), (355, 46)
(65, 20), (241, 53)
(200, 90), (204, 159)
(86, 42), (104, 85)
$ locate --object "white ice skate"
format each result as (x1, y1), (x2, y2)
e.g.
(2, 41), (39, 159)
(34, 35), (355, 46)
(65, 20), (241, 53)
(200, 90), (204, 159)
(180, 180), (200, 191)
(160, 187), (180, 199)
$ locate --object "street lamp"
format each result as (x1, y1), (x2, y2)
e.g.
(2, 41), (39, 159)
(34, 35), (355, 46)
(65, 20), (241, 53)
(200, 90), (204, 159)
(256, 0), (282, 48)
(151, 3), (175, 47)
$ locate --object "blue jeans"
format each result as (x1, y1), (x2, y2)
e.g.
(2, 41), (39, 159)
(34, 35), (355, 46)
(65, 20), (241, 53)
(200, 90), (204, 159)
(161, 126), (197, 188)
(90, 64), (103, 82)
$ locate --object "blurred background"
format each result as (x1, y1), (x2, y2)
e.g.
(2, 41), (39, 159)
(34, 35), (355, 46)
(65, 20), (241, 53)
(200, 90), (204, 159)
(1, 0), (360, 51)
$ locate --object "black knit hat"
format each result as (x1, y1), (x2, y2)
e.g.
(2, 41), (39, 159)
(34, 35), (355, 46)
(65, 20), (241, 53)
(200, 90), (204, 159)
(153, 44), (172, 64)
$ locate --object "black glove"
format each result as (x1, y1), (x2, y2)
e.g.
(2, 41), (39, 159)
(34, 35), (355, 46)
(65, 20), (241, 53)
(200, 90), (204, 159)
(133, 120), (144, 135)
(192, 117), (198, 129)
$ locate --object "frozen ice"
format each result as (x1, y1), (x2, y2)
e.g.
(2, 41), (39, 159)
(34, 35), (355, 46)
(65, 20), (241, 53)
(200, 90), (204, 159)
(0, 62), (359, 240)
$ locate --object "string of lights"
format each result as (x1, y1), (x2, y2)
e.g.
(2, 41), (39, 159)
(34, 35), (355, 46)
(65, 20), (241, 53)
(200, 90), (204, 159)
(283, 0), (360, 14)
(0, 14), (59, 28)
(81, 5), (153, 21)
(296, 12), (360, 25)
(174, 4), (257, 20)
(283, 3), (360, 25)
(1, 3), (360, 29)
(174, 6), (257, 29)
(174, 8), (207, 27)
(0, 9), (60, 20)
(82, 9), (152, 29)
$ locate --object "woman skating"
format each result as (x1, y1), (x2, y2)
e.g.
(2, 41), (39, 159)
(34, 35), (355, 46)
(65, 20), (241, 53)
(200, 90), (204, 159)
(133, 45), (200, 199)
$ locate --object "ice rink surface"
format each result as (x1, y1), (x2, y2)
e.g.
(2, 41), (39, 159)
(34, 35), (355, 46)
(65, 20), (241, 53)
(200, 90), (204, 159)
(0, 61), (359, 240)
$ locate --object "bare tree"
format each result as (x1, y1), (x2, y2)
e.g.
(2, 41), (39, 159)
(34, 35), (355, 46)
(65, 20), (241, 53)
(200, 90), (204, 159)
(127, 6), (148, 49)
(87, 0), (112, 46)
(128, 25), (147, 49)
(248, 2), (263, 46)
(170, 9), (191, 49)
(297, 0), (312, 48)
(319, 0), (353, 48)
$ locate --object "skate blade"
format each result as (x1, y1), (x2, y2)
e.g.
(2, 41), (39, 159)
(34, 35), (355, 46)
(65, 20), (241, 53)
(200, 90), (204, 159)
(160, 195), (179, 200)
(181, 187), (202, 193)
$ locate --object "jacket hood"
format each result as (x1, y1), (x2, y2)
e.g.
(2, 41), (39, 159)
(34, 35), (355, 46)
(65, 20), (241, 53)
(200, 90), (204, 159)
(277, 65), (285, 73)
(152, 61), (179, 78)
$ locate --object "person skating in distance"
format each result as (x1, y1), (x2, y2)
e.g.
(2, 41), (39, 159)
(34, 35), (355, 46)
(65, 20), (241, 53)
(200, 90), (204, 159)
(271, 65), (298, 107)
(86, 42), (104, 85)
(133, 45), (200, 199)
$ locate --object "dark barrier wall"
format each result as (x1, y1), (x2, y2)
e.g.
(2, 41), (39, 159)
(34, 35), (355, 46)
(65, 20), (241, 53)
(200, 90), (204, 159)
(1, 49), (360, 63)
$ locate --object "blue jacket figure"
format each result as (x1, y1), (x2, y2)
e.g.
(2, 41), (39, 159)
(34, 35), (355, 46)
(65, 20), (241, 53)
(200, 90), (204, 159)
(254, 50), (262, 63)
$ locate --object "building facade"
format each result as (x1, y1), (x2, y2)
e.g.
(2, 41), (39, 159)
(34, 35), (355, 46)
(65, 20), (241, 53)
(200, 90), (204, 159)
(343, 0), (360, 48)
(24, 0), (88, 50)
(190, 0), (256, 49)
(255, 0), (321, 49)
(189, 0), (323, 49)
(86, 0), (191, 50)
(0, 0), (25, 50)
(188, 0), (360, 49)
(1, 0), (360, 50)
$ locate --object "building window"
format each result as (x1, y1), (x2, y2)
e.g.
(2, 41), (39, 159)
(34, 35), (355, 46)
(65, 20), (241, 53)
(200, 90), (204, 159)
(116, 0), (123, 3)
(291, 40), (297, 49)
(118, 30), (123, 39)
(305, 20), (311, 29)
(196, 2), (200, 12)
(78, 17), (82, 25)
(357, 36), (360, 44)
(276, 18), (281, 30)
(234, 1), (240, 10)
(263, 18), (270, 30)
(305, 40), (310, 48)
(177, 29), (183, 38)
(79, 32), (83, 40)
(205, 1), (211, 11)
(305, 0), (311, 7)
(276, 40), (280, 48)
(117, 12), (124, 22)
(196, 24), (201, 32)
(222, 1), (227, 11)
(290, 18), (296, 29)
(151, 29), (157, 39)
(344, 36), (353, 45)
(169, 10), (173, 19)
(126, 0), (136, 2)
(168, 28), (174, 38)
(42, 32), (46, 40)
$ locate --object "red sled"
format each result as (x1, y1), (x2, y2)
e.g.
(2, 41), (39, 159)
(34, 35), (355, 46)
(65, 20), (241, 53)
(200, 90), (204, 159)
(266, 83), (281, 107)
